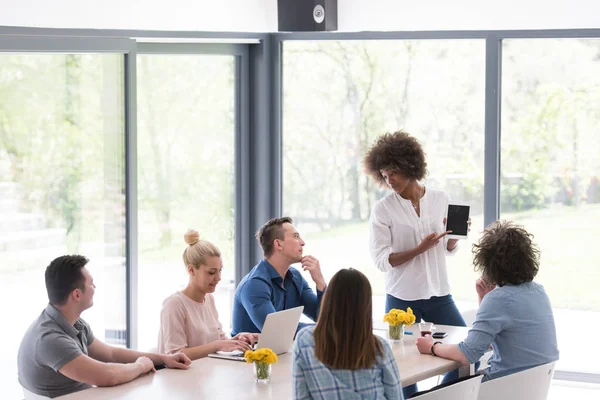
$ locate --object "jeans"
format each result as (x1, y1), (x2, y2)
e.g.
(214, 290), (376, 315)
(386, 293), (467, 399)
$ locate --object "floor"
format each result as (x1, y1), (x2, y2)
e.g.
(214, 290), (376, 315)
(548, 381), (600, 399)
(417, 377), (600, 399)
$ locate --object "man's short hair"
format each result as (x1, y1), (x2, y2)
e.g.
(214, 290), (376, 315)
(45, 255), (89, 305)
(255, 217), (293, 257)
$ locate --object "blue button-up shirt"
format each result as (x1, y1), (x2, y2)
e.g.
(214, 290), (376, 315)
(457, 281), (559, 381)
(231, 259), (325, 336)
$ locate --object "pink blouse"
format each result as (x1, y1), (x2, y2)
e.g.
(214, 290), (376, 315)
(158, 292), (227, 354)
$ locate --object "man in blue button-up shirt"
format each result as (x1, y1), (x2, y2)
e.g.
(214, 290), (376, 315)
(231, 217), (327, 336)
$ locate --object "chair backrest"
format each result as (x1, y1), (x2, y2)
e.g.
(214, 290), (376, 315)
(411, 375), (482, 400)
(22, 387), (50, 400)
(461, 308), (478, 327)
(477, 362), (556, 400)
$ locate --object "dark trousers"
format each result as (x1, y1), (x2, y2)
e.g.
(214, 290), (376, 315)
(386, 293), (467, 399)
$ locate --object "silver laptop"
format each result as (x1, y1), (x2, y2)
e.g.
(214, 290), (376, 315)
(208, 306), (304, 361)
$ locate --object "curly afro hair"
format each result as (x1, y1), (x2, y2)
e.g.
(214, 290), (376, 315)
(472, 220), (540, 286)
(363, 130), (427, 187)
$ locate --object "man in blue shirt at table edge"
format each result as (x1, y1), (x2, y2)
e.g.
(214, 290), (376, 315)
(231, 217), (327, 336)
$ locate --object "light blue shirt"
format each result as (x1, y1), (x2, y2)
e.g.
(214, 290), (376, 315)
(293, 327), (404, 400)
(458, 281), (559, 381)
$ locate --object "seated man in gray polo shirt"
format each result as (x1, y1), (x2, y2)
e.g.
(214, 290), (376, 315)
(415, 221), (559, 382)
(18, 255), (192, 398)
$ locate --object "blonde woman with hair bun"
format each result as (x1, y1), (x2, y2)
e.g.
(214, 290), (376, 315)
(157, 229), (259, 360)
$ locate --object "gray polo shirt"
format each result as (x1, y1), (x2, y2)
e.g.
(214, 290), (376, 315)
(17, 304), (95, 398)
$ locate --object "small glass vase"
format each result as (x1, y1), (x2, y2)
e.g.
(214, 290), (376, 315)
(253, 362), (272, 383)
(388, 323), (405, 343)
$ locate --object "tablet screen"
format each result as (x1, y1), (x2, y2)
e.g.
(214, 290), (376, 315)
(446, 205), (470, 236)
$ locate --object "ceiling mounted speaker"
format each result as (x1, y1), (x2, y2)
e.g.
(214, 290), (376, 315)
(277, 0), (338, 32)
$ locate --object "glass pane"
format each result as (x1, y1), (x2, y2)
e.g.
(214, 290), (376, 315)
(0, 54), (126, 398)
(282, 40), (485, 321)
(501, 38), (600, 374)
(137, 55), (236, 351)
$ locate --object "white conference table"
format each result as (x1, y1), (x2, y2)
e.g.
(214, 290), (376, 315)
(59, 324), (471, 399)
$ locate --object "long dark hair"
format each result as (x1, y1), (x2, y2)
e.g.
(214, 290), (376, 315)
(313, 268), (383, 369)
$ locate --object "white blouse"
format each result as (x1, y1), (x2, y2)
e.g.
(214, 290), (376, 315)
(369, 187), (457, 301)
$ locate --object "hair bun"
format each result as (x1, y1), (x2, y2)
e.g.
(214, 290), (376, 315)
(184, 229), (200, 246)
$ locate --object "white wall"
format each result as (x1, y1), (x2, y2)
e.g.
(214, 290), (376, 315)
(1, 0), (599, 33)
(0, 0), (272, 31)
(336, 0), (600, 31)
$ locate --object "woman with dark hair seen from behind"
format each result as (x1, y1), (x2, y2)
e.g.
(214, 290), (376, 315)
(415, 221), (558, 385)
(293, 268), (403, 400)
(364, 131), (469, 397)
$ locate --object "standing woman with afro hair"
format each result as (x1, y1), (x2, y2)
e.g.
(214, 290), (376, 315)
(364, 131), (470, 397)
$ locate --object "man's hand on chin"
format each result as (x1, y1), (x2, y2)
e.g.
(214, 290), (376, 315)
(301, 256), (326, 291)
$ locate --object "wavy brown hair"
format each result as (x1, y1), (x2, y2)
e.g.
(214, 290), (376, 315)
(472, 220), (540, 286)
(363, 130), (427, 187)
(313, 268), (383, 370)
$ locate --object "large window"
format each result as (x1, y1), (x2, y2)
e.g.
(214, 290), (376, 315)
(282, 40), (486, 319)
(501, 38), (600, 374)
(2, 32), (599, 399)
(0, 53), (126, 398)
(136, 54), (236, 351)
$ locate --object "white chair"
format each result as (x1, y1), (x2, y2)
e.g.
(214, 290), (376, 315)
(410, 375), (482, 400)
(461, 308), (478, 327)
(477, 362), (556, 400)
(22, 387), (50, 400)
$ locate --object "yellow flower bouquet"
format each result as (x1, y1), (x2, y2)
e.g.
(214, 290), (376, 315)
(383, 308), (416, 342)
(244, 348), (278, 383)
